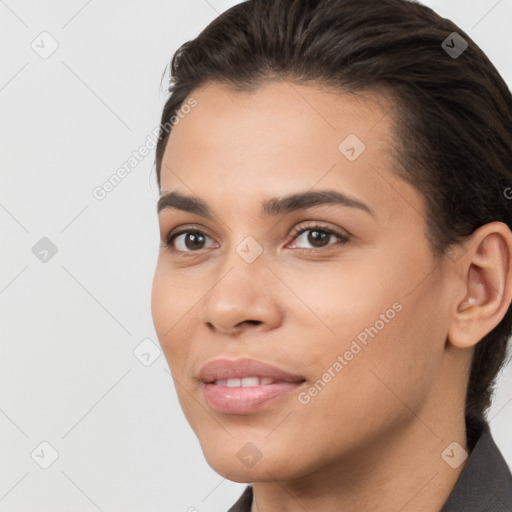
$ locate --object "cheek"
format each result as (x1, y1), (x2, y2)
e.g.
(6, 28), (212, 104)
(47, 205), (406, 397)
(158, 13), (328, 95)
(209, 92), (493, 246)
(321, 284), (445, 428)
(150, 263), (192, 364)
(288, 255), (442, 407)
(150, 264), (171, 341)
(278, 259), (401, 352)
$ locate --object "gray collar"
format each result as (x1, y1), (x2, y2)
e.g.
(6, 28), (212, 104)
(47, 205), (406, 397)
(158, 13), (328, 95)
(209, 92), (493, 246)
(440, 416), (512, 511)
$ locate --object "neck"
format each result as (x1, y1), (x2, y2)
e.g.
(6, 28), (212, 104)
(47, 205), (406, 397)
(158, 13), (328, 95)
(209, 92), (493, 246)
(250, 413), (469, 512)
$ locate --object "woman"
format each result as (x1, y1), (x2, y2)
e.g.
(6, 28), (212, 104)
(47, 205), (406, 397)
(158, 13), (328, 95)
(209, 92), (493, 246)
(151, 1), (512, 510)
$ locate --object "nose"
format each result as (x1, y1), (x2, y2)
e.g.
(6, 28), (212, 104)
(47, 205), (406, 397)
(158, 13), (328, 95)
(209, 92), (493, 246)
(200, 260), (283, 336)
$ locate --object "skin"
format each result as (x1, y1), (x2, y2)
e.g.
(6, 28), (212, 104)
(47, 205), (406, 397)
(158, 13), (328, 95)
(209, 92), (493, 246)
(151, 80), (512, 512)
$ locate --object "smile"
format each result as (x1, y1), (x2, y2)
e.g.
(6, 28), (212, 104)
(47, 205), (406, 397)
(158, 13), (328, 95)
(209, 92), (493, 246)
(213, 377), (276, 387)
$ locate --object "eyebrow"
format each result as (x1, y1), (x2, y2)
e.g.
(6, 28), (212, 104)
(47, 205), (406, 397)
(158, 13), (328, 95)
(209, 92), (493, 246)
(157, 189), (375, 218)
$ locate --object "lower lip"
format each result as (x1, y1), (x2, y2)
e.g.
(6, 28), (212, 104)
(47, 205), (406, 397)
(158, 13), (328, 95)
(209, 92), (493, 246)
(203, 381), (305, 414)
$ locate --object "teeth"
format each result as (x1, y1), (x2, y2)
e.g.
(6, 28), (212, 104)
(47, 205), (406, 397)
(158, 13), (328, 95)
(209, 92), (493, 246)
(241, 377), (259, 387)
(213, 376), (276, 387)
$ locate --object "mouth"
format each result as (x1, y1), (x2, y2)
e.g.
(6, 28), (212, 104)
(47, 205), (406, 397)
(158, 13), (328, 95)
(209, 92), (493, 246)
(198, 358), (307, 414)
(212, 376), (283, 387)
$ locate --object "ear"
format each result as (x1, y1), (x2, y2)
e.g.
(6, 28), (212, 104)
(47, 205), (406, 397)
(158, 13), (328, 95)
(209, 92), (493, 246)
(448, 221), (512, 349)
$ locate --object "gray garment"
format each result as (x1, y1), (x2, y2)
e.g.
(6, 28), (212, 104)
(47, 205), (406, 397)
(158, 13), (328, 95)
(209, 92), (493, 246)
(228, 417), (512, 511)
(441, 416), (511, 511)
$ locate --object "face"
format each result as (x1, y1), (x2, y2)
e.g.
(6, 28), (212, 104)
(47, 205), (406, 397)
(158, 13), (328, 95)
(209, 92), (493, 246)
(151, 81), (455, 482)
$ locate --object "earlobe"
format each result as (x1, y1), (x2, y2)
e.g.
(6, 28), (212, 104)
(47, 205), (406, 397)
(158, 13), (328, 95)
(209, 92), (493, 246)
(448, 222), (512, 350)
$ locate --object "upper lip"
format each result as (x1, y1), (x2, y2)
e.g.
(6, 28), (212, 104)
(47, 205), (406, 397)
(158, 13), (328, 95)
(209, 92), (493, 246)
(198, 358), (306, 383)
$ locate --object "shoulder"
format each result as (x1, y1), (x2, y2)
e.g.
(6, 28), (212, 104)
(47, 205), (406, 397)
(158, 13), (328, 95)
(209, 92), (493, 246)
(441, 416), (512, 511)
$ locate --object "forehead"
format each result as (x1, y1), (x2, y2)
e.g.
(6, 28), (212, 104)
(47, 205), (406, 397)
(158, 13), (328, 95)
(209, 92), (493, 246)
(165, 80), (394, 155)
(160, 80), (426, 226)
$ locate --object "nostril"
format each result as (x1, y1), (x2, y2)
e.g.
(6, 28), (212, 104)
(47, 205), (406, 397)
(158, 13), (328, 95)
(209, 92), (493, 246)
(243, 320), (260, 326)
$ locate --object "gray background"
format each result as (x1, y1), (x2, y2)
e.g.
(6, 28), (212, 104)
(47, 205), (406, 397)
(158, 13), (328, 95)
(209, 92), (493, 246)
(1, 1), (511, 510)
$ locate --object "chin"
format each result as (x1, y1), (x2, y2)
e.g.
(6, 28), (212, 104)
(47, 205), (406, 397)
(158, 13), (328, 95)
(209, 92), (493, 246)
(210, 464), (261, 483)
(200, 440), (303, 483)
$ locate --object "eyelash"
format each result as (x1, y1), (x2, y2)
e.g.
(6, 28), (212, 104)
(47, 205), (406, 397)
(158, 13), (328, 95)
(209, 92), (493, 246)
(160, 223), (351, 255)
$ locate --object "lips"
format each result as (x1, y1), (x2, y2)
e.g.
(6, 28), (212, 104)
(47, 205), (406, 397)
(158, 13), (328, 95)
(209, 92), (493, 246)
(198, 357), (306, 384)
(198, 358), (307, 414)
(214, 376), (276, 387)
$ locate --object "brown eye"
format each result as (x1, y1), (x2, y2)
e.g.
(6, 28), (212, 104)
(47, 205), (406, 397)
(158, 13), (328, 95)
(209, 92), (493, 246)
(289, 224), (350, 251)
(305, 230), (330, 248)
(181, 231), (207, 250)
(165, 229), (217, 252)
